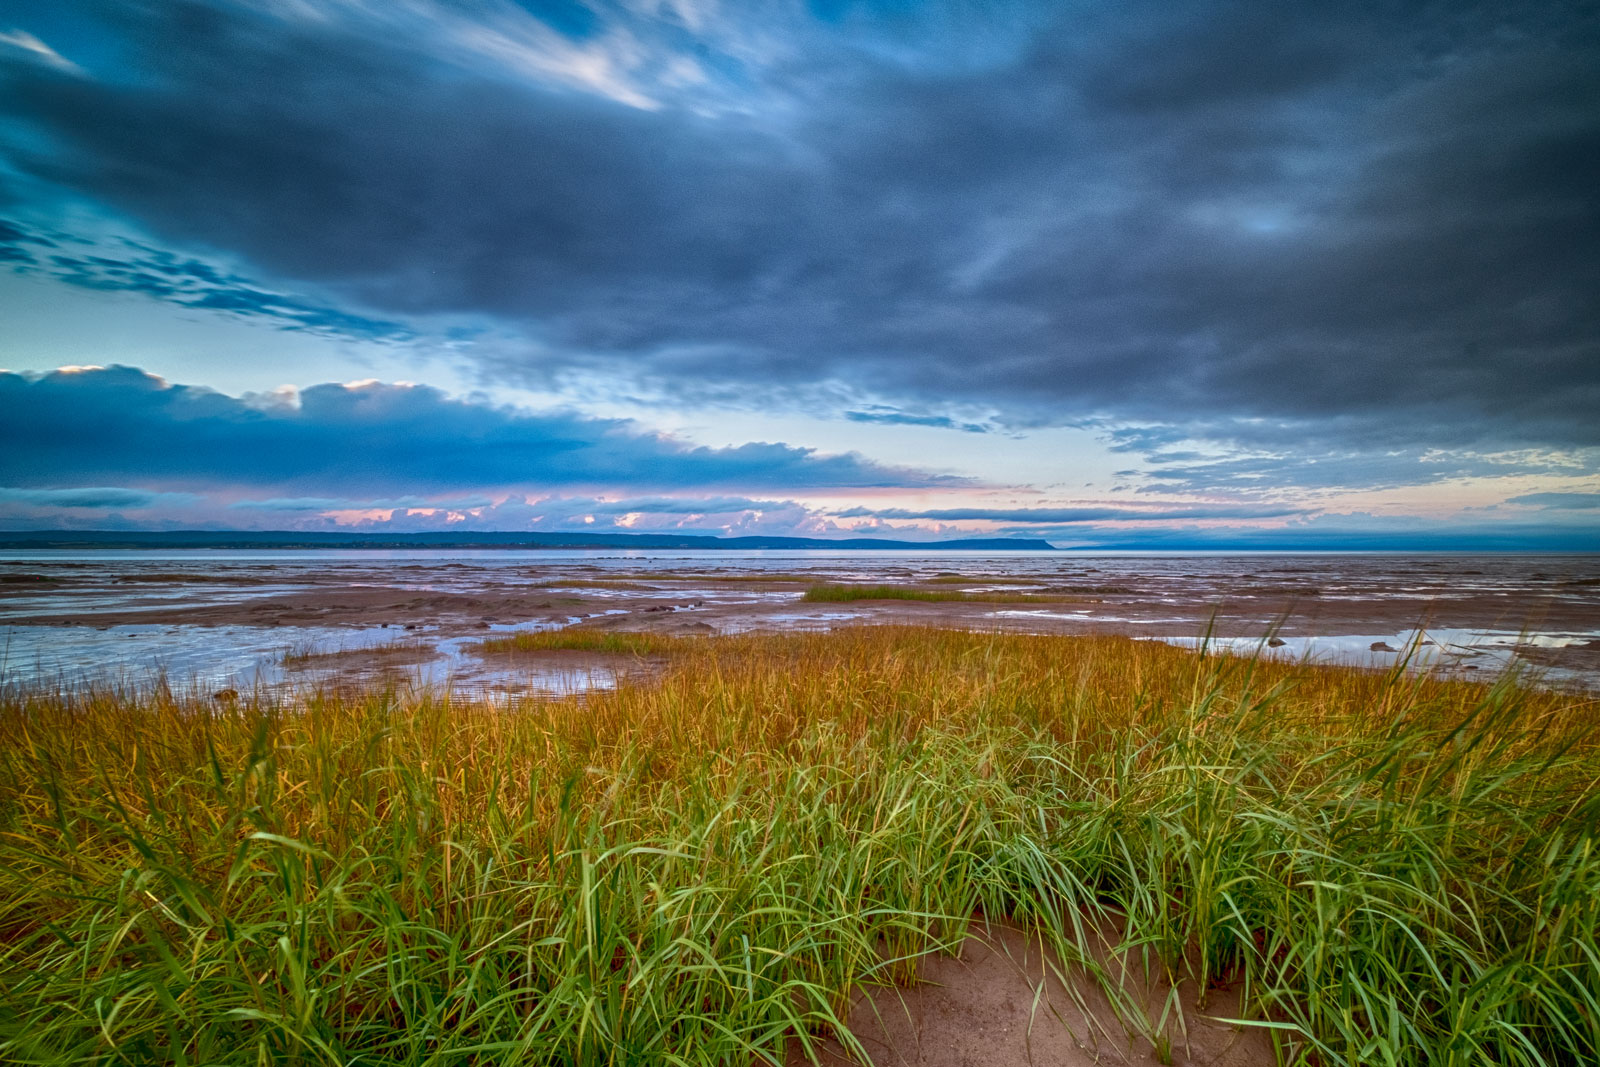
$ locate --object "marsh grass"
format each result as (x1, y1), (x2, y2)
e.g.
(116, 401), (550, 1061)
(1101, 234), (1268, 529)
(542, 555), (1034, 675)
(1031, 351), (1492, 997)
(0, 628), (1596, 1066)
(801, 583), (1070, 604)
(281, 640), (434, 666)
(476, 630), (690, 656)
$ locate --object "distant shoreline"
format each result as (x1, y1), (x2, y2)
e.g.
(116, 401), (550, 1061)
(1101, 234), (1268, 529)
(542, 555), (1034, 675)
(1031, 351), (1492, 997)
(0, 529), (1058, 552)
(2, 531), (1597, 553)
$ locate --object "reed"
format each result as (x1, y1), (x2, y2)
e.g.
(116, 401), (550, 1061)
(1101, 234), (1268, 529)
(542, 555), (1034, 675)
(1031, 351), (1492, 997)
(0, 627), (1594, 1065)
(281, 640), (432, 666)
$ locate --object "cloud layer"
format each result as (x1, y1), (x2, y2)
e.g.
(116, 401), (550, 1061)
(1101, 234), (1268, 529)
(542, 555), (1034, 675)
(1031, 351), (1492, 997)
(0, 366), (953, 493)
(1, 0), (1594, 461)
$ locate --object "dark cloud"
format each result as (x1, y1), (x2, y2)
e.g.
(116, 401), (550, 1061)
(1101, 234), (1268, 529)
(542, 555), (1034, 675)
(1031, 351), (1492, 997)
(0, 216), (55, 256)
(0, 366), (957, 493)
(0, 486), (198, 509)
(0, 0), (1596, 462)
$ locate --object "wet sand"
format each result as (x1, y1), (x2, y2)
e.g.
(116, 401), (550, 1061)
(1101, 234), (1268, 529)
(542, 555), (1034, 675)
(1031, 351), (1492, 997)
(3, 552), (1598, 691)
(8, 559), (1597, 635)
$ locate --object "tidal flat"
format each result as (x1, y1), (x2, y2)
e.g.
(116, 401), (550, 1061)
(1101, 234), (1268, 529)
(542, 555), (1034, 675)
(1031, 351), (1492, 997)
(2, 550), (1598, 695)
(1, 626), (1596, 1066)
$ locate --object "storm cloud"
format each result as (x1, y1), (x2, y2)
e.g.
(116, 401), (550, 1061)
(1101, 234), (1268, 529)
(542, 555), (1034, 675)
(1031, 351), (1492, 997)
(0, 366), (955, 493)
(1, 0), (1595, 460)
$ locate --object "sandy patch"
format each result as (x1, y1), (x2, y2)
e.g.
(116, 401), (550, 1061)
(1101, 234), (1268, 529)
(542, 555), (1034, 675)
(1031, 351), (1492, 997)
(791, 921), (1274, 1067)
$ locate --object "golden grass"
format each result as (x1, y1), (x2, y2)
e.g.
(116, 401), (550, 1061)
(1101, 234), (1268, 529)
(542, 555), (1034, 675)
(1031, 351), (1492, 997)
(281, 639), (435, 665)
(0, 627), (1595, 1065)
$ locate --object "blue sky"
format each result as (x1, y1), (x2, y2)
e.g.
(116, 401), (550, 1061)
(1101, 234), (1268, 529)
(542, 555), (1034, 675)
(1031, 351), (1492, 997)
(0, 1), (1596, 547)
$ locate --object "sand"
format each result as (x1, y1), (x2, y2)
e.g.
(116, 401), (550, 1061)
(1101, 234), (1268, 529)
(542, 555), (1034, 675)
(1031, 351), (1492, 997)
(789, 920), (1276, 1067)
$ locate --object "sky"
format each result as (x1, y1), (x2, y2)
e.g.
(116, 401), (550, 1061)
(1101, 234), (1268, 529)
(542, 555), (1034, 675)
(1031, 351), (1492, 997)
(0, 0), (1596, 548)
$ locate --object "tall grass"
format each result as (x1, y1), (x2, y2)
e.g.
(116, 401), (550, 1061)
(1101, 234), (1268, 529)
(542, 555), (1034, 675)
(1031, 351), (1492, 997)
(0, 627), (1595, 1065)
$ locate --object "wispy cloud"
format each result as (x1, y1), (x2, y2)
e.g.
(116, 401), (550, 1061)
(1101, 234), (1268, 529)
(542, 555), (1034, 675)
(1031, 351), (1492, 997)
(1505, 491), (1600, 511)
(844, 408), (990, 433)
(0, 220), (410, 341)
(0, 486), (199, 509)
(230, 494), (495, 512)
(0, 29), (82, 74)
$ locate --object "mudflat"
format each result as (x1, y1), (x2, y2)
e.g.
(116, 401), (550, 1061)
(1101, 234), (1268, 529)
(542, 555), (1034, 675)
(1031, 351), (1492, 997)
(5, 553), (1597, 690)
(7, 553), (1598, 635)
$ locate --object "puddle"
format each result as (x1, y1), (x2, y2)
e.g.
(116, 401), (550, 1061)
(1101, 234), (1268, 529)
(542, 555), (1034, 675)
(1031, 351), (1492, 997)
(989, 609), (1197, 624)
(716, 611), (869, 633)
(0, 616), (629, 700)
(1148, 628), (1600, 691)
